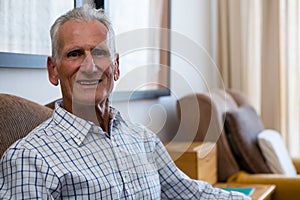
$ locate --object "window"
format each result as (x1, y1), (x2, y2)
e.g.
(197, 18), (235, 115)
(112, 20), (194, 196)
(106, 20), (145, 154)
(105, 0), (170, 100)
(0, 0), (76, 68)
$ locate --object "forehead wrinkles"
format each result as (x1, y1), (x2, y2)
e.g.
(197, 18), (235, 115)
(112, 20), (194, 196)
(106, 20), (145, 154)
(57, 20), (109, 54)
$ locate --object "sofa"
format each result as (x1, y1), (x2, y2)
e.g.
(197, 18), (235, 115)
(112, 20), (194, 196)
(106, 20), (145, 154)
(177, 89), (300, 200)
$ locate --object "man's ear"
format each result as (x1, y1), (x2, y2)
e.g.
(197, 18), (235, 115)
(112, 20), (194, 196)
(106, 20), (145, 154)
(113, 53), (120, 81)
(47, 56), (59, 86)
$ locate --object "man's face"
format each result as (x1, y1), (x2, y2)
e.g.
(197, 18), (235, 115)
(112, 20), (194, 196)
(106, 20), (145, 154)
(48, 20), (119, 112)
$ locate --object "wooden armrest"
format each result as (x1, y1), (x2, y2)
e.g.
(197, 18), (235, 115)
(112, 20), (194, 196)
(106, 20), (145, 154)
(228, 171), (300, 200)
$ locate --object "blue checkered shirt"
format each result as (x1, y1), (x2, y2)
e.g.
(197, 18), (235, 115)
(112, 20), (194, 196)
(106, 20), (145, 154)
(0, 102), (250, 199)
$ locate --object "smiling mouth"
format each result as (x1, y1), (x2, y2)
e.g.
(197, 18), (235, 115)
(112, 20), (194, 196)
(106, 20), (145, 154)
(76, 79), (102, 86)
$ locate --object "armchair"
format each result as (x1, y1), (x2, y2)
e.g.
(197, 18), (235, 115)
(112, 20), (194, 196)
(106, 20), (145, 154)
(177, 89), (300, 200)
(0, 94), (53, 158)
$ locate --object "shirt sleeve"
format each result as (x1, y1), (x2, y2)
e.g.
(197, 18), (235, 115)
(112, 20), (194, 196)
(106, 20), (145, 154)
(0, 148), (58, 199)
(154, 138), (251, 200)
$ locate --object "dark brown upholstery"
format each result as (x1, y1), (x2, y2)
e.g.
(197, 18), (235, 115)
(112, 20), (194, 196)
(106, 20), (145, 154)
(224, 105), (271, 173)
(177, 89), (271, 182)
(0, 94), (53, 158)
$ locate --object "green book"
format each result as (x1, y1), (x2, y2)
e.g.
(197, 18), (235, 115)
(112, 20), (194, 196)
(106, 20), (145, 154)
(220, 187), (255, 196)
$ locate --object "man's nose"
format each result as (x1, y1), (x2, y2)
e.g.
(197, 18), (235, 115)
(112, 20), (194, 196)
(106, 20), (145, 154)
(81, 51), (97, 72)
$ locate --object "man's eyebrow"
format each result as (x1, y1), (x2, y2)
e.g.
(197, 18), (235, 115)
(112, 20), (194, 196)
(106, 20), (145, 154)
(64, 46), (83, 52)
(67, 48), (83, 52)
(93, 45), (109, 50)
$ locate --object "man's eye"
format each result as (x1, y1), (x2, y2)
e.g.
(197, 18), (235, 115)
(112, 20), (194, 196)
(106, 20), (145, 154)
(92, 49), (109, 57)
(67, 50), (83, 58)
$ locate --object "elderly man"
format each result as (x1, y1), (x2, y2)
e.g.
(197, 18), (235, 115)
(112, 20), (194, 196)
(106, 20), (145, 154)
(0, 5), (250, 199)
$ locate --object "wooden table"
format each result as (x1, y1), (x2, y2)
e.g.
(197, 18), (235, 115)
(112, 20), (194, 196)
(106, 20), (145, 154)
(164, 142), (217, 184)
(214, 183), (276, 200)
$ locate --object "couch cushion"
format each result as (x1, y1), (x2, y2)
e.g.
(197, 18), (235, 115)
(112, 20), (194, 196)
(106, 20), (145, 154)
(210, 90), (241, 181)
(258, 129), (297, 176)
(0, 94), (53, 157)
(224, 105), (271, 173)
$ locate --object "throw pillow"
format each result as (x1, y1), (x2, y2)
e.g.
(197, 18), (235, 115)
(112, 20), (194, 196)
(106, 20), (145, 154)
(224, 105), (271, 173)
(258, 129), (297, 176)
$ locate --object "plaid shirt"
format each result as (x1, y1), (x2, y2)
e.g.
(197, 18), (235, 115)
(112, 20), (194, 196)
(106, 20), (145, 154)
(0, 102), (250, 199)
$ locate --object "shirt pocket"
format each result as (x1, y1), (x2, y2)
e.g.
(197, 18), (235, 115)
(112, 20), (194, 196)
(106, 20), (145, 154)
(121, 167), (161, 199)
(112, 134), (157, 171)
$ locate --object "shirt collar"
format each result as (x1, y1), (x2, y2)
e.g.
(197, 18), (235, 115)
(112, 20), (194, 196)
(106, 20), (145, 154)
(109, 106), (127, 127)
(53, 101), (94, 145)
(53, 100), (126, 145)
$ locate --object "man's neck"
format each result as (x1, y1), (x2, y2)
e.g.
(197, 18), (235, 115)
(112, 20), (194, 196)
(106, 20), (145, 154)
(65, 100), (111, 133)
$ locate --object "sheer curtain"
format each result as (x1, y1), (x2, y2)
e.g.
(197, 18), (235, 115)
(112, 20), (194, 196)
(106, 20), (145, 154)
(277, 0), (300, 156)
(217, 0), (300, 157)
(217, 0), (262, 112)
